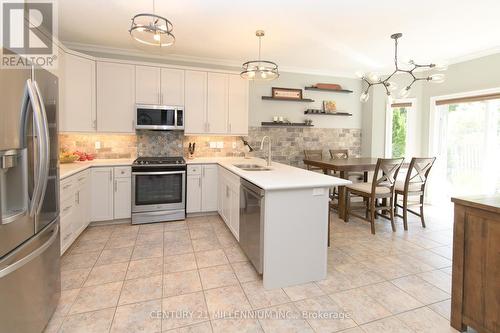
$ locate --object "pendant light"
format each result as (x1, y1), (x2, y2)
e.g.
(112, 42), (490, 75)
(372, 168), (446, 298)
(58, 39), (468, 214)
(241, 30), (279, 81)
(129, 0), (175, 47)
(357, 33), (446, 102)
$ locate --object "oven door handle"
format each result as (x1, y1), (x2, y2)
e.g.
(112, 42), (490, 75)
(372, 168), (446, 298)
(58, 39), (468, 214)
(132, 171), (186, 176)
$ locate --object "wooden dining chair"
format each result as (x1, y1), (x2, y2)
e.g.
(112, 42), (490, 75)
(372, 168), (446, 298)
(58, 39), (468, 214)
(344, 158), (404, 234)
(304, 150), (324, 172)
(394, 157), (436, 230)
(329, 149), (366, 181)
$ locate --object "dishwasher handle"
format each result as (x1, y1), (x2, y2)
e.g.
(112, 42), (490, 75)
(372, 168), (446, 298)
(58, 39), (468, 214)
(240, 179), (265, 197)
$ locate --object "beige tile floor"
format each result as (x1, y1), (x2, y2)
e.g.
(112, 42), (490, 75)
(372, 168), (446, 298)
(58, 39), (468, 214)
(45, 206), (466, 333)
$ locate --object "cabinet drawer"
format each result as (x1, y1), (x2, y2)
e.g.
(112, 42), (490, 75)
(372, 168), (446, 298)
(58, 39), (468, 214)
(114, 166), (131, 178)
(187, 165), (202, 175)
(60, 195), (76, 219)
(60, 177), (77, 200)
(75, 170), (90, 187)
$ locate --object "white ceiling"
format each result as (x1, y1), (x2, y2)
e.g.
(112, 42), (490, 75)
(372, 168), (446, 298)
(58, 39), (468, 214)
(59, 0), (500, 76)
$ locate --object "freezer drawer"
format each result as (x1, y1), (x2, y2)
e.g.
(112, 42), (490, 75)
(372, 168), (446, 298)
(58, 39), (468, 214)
(0, 219), (60, 333)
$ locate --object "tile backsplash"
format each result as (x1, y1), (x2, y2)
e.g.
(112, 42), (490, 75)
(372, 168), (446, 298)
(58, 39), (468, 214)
(59, 127), (361, 167)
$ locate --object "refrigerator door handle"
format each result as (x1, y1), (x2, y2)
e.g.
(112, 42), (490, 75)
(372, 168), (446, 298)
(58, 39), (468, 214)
(20, 79), (46, 217)
(32, 80), (50, 215)
(0, 223), (58, 278)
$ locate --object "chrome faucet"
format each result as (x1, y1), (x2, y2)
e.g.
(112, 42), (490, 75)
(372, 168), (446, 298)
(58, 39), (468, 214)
(260, 136), (272, 167)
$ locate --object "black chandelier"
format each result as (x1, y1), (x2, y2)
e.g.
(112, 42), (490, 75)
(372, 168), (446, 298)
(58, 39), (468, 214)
(358, 33), (447, 103)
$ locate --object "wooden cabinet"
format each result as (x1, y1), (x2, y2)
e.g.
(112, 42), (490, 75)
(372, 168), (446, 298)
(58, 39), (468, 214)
(90, 167), (114, 222)
(187, 164), (218, 213)
(218, 166), (240, 240)
(185, 71), (208, 134)
(161, 68), (184, 106)
(451, 196), (500, 333)
(113, 167), (131, 219)
(59, 170), (90, 254)
(61, 52), (96, 132)
(207, 73), (228, 134)
(228, 74), (249, 135)
(135, 65), (161, 104)
(97, 61), (135, 132)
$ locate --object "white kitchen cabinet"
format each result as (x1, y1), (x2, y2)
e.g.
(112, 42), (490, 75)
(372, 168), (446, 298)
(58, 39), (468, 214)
(184, 71), (208, 134)
(135, 65), (161, 104)
(187, 164), (218, 213)
(161, 68), (184, 106)
(207, 73), (228, 134)
(186, 175), (202, 213)
(97, 62), (135, 133)
(60, 169), (90, 254)
(228, 74), (249, 135)
(61, 52), (96, 132)
(113, 167), (131, 219)
(218, 166), (240, 239)
(201, 165), (218, 211)
(90, 167), (114, 222)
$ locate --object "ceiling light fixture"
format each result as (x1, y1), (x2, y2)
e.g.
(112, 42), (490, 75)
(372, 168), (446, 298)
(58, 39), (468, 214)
(241, 30), (279, 81)
(129, 0), (175, 47)
(357, 33), (447, 102)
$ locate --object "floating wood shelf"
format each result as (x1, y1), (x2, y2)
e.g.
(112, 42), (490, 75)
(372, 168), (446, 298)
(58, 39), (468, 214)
(304, 86), (353, 94)
(261, 96), (315, 102)
(304, 110), (352, 116)
(261, 122), (314, 127)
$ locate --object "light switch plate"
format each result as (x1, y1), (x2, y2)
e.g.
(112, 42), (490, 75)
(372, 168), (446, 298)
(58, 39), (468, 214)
(216, 142), (224, 148)
(95, 141), (101, 149)
(209, 142), (217, 148)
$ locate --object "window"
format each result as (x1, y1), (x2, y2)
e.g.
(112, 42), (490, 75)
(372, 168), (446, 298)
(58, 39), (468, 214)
(429, 91), (500, 205)
(385, 99), (416, 158)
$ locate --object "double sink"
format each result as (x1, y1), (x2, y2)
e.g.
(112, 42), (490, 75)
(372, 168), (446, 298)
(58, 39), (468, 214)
(233, 164), (272, 171)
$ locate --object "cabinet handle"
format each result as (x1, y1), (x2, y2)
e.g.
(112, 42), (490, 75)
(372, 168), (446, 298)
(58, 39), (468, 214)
(114, 180), (117, 192)
(92, 119), (97, 129)
(202, 167), (205, 177)
(63, 205), (72, 213)
(228, 123), (231, 133)
(207, 123), (210, 132)
(198, 177), (201, 187)
(226, 185), (229, 198)
(77, 177), (85, 182)
(109, 170), (112, 182)
(75, 191), (80, 204)
(62, 184), (71, 190)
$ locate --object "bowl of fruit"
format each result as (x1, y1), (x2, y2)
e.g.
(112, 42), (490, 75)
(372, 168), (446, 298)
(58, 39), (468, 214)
(59, 151), (79, 164)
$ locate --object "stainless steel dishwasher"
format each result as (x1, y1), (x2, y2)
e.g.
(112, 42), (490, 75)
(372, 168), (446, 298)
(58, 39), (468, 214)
(239, 179), (265, 274)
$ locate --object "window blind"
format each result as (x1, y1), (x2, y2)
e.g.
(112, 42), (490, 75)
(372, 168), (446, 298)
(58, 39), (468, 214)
(435, 93), (500, 106)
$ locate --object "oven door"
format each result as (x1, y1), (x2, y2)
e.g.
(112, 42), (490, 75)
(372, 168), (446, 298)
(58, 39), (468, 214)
(135, 104), (177, 130)
(132, 170), (186, 213)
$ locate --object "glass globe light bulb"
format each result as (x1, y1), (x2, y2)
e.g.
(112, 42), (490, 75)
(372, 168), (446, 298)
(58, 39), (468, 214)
(367, 72), (380, 82)
(429, 73), (445, 83)
(153, 33), (161, 42)
(434, 63), (448, 71)
(355, 70), (365, 79)
(247, 71), (255, 78)
(386, 81), (398, 91)
(399, 86), (411, 98)
(360, 91), (370, 103)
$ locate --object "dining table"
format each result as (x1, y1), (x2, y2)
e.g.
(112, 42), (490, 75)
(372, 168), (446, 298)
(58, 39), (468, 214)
(303, 157), (383, 219)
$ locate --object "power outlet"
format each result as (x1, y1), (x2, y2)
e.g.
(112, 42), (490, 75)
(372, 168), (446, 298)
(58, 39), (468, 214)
(95, 141), (101, 149)
(209, 142), (217, 149)
(232, 142), (237, 149)
(216, 141), (224, 148)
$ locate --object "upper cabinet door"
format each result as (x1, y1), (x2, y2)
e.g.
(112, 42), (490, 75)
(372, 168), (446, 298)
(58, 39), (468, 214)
(97, 62), (135, 133)
(161, 68), (184, 106)
(135, 65), (161, 104)
(228, 75), (249, 135)
(62, 53), (96, 132)
(207, 72), (228, 134)
(184, 70), (207, 134)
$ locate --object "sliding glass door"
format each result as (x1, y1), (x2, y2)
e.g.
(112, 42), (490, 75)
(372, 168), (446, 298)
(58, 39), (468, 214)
(431, 93), (500, 205)
(385, 99), (416, 158)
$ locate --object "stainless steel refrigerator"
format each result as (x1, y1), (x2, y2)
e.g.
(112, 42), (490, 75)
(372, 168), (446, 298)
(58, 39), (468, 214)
(0, 66), (60, 333)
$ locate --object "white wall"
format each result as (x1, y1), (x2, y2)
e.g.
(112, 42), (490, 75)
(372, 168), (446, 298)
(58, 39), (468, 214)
(249, 72), (362, 129)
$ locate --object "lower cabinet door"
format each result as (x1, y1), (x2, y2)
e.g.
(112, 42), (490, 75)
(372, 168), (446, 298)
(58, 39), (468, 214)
(201, 165), (218, 212)
(228, 185), (240, 240)
(187, 175), (202, 213)
(114, 177), (131, 219)
(90, 167), (114, 222)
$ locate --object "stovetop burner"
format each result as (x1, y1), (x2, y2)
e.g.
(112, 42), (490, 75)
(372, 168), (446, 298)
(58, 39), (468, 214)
(133, 156), (186, 166)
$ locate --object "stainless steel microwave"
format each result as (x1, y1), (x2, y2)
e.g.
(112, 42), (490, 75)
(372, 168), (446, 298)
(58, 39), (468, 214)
(135, 104), (184, 131)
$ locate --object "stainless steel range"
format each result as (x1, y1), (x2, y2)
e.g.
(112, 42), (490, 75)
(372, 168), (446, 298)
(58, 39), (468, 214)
(131, 157), (186, 224)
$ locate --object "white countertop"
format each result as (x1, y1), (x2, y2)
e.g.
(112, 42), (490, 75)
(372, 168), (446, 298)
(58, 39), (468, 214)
(188, 157), (351, 190)
(59, 158), (134, 179)
(60, 157), (350, 190)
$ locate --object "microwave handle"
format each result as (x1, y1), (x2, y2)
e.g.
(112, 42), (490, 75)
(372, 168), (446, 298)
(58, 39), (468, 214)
(174, 109), (178, 128)
(132, 171), (185, 176)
